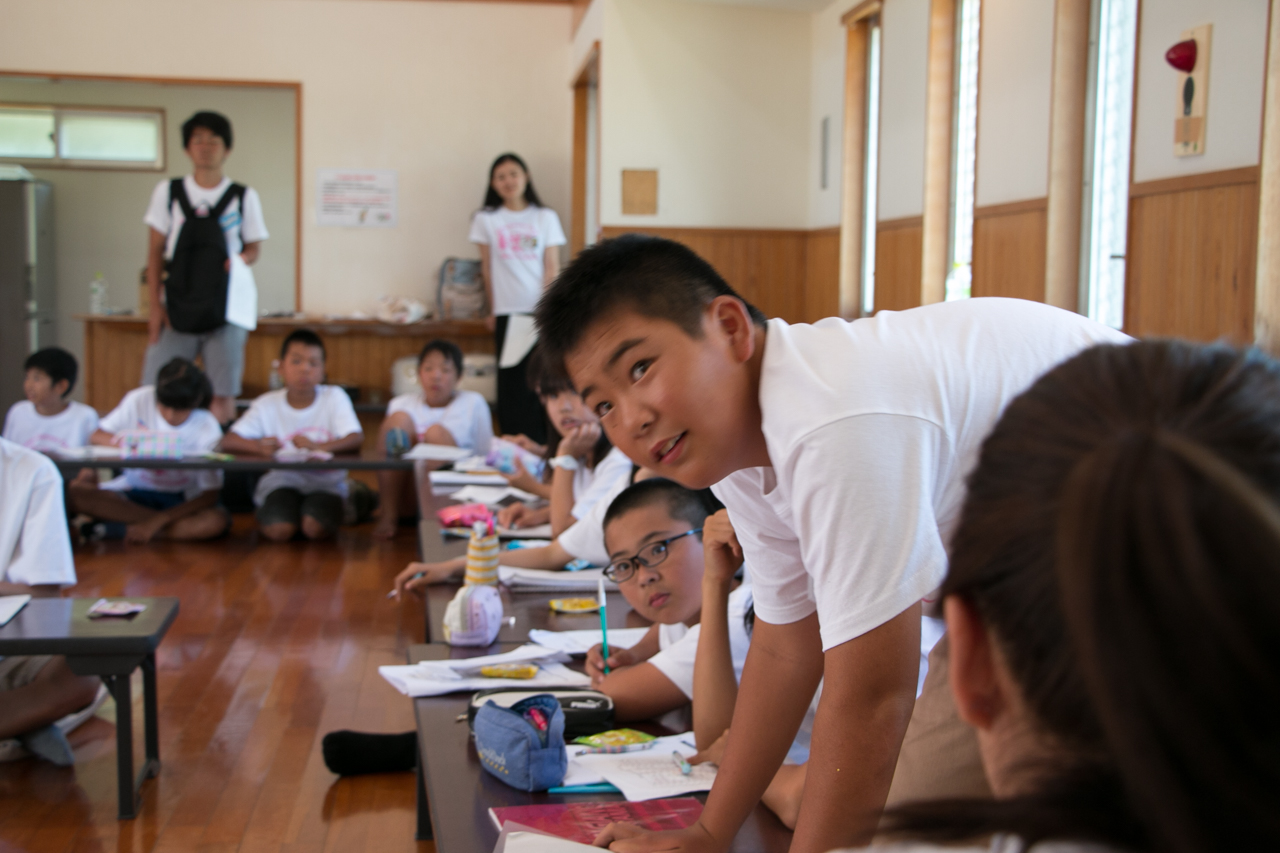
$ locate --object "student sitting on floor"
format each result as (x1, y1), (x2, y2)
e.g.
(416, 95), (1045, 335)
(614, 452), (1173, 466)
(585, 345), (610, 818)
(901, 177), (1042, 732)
(222, 329), (363, 541)
(3, 348), (99, 456)
(374, 339), (493, 539)
(496, 346), (632, 536)
(0, 438), (104, 766)
(842, 340), (1280, 853)
(68, 358), (228, 543)
(391, 464), (650, 595)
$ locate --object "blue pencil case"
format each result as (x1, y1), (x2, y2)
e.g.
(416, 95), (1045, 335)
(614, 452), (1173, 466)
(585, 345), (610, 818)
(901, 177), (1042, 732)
(473, 693), (567, 792)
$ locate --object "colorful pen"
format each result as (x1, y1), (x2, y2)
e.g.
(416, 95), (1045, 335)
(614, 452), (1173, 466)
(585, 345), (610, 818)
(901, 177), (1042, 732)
(387, 571), (426, 599)
(672, 751), (692, 776)
(598, 577), (610, 674)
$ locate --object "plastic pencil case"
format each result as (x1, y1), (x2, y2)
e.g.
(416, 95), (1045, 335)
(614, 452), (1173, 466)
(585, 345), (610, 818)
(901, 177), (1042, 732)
(473, 693), (567, 792)
(485, 437), (546, 479)
(436, 503), (492, 528)
(120, 432), (183, 459)
(468, 687), (615, 739)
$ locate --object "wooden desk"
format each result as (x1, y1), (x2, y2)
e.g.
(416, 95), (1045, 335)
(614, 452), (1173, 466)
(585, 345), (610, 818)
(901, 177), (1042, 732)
(409, 643), (792, 853)
(48, 449), (416, 475)
(0, 597), (180, 820)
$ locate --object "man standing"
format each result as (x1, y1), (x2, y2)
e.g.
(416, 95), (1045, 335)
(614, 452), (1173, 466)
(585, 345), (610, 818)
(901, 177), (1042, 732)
(141, 111), (268, 425)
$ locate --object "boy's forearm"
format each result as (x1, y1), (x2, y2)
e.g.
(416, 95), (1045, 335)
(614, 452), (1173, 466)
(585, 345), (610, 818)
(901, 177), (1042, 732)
(696, 615), (824, 850)
(692, 578), (738, 749)
(497, 541), (570, 570)
(317, 432), (363, 453)
(90, 429), (116, 447)
(218, 432), (262, 455)
(600, 663), (689, 722)
(548, 468), (576, 537)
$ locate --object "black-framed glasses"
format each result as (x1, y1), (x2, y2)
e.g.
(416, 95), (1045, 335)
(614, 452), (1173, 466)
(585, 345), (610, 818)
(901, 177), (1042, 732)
(604, 528), (703, 583)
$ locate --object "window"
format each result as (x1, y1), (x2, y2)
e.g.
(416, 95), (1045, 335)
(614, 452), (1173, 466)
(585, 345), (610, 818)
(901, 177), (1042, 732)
(0, 105), (164, 169)
(861, 17), (882, 315)
(1079, 0), (1138, 329)
(946, 0), (981, 302)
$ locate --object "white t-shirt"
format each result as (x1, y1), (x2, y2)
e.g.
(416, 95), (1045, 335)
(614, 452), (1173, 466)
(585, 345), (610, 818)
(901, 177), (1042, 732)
(846, 838), (1120, 853)
(3, 400), (99, 452)
(557, 469), (635, 566)
(712, 299), (1129, 651)
(144, 175), (269, 260)
(99, 386), (225, 499)
(571, 446), (634, 520)
(468, 205), (566, 315)
(0, 438), (76, 590)
(229, 386), (363, 504)
(386, 390), (493, 455)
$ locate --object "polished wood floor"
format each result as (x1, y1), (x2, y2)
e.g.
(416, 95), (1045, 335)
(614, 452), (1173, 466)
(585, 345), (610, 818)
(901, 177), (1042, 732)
(0, 516), (432, 853)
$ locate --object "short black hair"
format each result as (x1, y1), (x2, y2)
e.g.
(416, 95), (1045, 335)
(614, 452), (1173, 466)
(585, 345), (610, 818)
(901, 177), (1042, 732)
(603, 477), (721, 536)
(525, 345), (573, 398)
(155, 358), (213, 411)
(182, 111), (233, 149)
(24, 347), (78, 396)
(281, 328), (326, 361)
(419, 339), (463, 375)
(534, 235), (765, 370)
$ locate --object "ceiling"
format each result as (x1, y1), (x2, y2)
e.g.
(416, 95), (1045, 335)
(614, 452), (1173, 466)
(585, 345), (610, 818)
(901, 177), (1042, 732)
(678, 0), (836, 11)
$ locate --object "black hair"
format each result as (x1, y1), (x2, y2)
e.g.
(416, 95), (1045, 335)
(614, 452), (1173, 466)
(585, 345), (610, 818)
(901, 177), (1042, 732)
(24, 347), (78, 396)
(280, 328), (326, 361)
(419, 339), (463, 375)
(155, 358), (213, 411)
(525, 345), (613, 476)
(603, 477), (721, 536)
(482, 153), (544, 210)
(182, 111), (233, 149)
(885, 340), (1280, 853)
(534, 235), (766, 370)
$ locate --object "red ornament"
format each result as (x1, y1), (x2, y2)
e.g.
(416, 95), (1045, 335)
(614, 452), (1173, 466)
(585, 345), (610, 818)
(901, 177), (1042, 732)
(1166, 39), (1197, 73)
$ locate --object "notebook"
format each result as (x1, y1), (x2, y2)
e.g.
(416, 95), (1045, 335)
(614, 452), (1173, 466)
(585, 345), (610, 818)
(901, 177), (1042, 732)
(489, 798), (703, 845)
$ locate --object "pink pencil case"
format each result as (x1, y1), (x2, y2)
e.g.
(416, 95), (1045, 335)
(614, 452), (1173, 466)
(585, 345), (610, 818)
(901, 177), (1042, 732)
(436, 503), (493, 528)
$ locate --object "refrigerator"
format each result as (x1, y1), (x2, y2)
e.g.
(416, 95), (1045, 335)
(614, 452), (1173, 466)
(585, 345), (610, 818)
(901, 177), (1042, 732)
(0, 172), (55, 416)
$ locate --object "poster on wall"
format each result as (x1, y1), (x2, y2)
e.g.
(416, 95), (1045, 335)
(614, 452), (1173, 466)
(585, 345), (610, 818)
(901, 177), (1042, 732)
(317, 169), (398, 227)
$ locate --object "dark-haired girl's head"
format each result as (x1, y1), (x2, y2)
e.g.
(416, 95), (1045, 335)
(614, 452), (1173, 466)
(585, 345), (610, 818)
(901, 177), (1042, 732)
(155, 357), (213, 425)
(891, 340), (1280, 853)
(526, 345), (611, 473)
(418, 339), (462, 407)
(483, 153), (543, 210)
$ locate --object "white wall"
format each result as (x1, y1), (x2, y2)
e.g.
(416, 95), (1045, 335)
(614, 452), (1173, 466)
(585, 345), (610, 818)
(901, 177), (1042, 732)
(974, 0), (1054, 206)
(0, 0), (573, 317)
(574, 0), (605, 72)
(1131, 0), (1268, 183)
(808, 0), (849, 228)
(600, 0), (812, 229)
(877, 0), (931, 220)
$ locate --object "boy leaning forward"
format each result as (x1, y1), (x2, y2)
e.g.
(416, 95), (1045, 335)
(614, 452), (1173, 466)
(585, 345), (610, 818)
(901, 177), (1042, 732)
(535, 236), (1128, 853)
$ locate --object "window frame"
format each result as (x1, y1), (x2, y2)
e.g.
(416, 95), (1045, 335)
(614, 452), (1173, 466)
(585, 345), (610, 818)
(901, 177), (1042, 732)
(0, 103), (166, 171)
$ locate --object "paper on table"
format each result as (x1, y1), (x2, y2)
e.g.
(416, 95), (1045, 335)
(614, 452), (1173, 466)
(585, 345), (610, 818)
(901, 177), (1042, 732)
(528, 628), (650, 656)
(403, 443), (472, 462)
(563, 735), (715, 802)
(499, 567), (618, 592)
(494, 823), (601, 853)
(226, 253), (258, 331)
(431, 470), (511, 486)
(449, 485), (540, 506)
(379, 644), (589, 697)
(54, 445), (122, 460)
(275, 445), (333, 462)
(499, 314), (539, 369)
(0, 595), (31, 627)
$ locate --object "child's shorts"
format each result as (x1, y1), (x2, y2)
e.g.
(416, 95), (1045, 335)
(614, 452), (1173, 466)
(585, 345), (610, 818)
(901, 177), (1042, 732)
(123, 489), (187, 510)
(257, 488), (344, 535)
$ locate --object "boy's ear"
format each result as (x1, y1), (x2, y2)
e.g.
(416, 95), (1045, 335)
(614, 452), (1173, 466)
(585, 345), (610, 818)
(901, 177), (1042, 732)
(704, 296), (758, 365)
(944, 595), (1006, 731)
(54, 379), (70, 398)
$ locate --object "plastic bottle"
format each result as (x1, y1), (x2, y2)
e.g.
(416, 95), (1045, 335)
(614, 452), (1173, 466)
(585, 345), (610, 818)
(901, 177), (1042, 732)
(268, 359), (283, 390)
(89, 271), (108, 315)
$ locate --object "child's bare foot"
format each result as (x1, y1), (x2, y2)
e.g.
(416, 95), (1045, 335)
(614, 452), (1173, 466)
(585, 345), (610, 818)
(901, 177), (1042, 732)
(373, 517), (398, 539)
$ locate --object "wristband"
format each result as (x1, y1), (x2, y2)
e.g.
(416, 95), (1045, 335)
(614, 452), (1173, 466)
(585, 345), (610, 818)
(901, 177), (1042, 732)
(549, 455), (580, 471)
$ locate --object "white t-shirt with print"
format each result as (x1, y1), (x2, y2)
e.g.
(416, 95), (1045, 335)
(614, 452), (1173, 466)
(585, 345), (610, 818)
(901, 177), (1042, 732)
(144, 175), (269, 260)
(99, 386), (224, 499)
(571, 446), (634, 521)
(712, 299), (1130, 652)
(844, 837), (1121, 853)
(230, 386), (363, 505)
(0, 438), (76, 590)
(556, 469), (634, 566)
(468, 206), (566, 315)
(386, 390), (493, 455)
(3, 400), (99, 453)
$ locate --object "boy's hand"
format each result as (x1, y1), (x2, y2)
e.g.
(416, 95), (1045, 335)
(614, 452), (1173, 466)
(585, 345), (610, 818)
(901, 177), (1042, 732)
(558, 422), (601, 459)
(593, 822), (722, 853)
(585, 643), (642, 687)
(392, 561), (453, 598)
(689, 730), (729, 767)
(502, 434), (546, 456)
(292, 435), (320, 451)
(702, 510), (743, 587)
(257, 437), (281, 456)
(502, 458), (541, 494)
(69, 468), (97, 489)
(147, 307), (168, 345)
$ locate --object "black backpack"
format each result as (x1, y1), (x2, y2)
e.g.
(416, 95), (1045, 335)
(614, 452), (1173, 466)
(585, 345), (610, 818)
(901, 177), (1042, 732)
(164, 178), (245, 334)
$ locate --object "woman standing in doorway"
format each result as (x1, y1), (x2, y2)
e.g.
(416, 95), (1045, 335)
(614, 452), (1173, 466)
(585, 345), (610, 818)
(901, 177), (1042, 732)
(469, 153), (565, 445)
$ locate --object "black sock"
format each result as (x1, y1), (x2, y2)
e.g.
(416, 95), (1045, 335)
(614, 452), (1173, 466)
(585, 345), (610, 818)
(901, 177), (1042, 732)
(322, 730), (417, 775)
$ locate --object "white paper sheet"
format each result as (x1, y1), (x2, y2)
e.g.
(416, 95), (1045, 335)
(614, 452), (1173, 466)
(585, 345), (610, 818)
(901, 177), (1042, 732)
(379, 644), (589, 697)
(527, 628), (650, 656)
(226, 253), (258, 331)
(562, 734), (715, 802)
(494, 824), (601, 853)
(448, 485), (540, 506)
(431, 470), (511, 486)
(499, 314), (539, 369)
(499, 567), (618, 593)
(53, 445), (122, 460)
(0, 595), (31, 627)
(403, 443), (472, 462)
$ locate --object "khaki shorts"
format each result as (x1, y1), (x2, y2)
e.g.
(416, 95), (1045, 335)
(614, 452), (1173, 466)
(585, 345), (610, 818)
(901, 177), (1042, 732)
(0, 655), (54, 691)
(141, 322), (248, 397)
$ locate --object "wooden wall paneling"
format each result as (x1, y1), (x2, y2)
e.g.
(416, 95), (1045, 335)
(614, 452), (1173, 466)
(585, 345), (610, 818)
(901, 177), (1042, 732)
(1126, 169), (1260, 343)
(874, 216), (924, 312)
(1255, 0), (1280, 352)
(971, 198), (1048, 302)
(921, 0), (957, 306)
(805, 227), (842, 321)
(1044, 0), (1091, 310)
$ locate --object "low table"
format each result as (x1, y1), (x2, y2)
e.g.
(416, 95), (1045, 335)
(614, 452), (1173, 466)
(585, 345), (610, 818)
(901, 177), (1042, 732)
(408, 643), (793, 853)
(0, 596), (179, 819)
(49, 450), (415, 474)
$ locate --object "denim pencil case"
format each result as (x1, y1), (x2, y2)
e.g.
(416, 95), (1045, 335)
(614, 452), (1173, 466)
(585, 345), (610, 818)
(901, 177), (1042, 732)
(473, 693), (567, 792)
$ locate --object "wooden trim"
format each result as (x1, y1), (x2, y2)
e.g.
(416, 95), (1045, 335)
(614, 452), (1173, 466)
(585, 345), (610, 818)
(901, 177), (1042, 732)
(571, 0), (591, 36)
(842, 0), (882, 27)
(811, 225), (843, 237)
(602, 225), (814, 239)
(921, 0), (956, 306)
(877, 214), (924, 230)
(1130, 166), (1261, 197)
(973, 197), (1048, 218)
(572, 83), (589, 257)
(1044, 0), (1090, 311)
(572, 40), (600, 87)
(1256, 0), (1280, 351)
(2, 68), (304, 312)
(839, 20), (871, 317)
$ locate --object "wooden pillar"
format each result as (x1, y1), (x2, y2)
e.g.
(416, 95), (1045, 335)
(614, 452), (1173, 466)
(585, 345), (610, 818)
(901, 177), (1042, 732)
(1256, 0), (1280, 352)
(1044, 0), (1091, 311)
(921, 0), (957, 306)
(839, 15), (871, 317)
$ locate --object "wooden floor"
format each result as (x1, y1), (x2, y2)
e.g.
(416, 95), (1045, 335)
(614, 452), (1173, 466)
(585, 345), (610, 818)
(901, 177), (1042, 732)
(0, 516), (432, 853)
